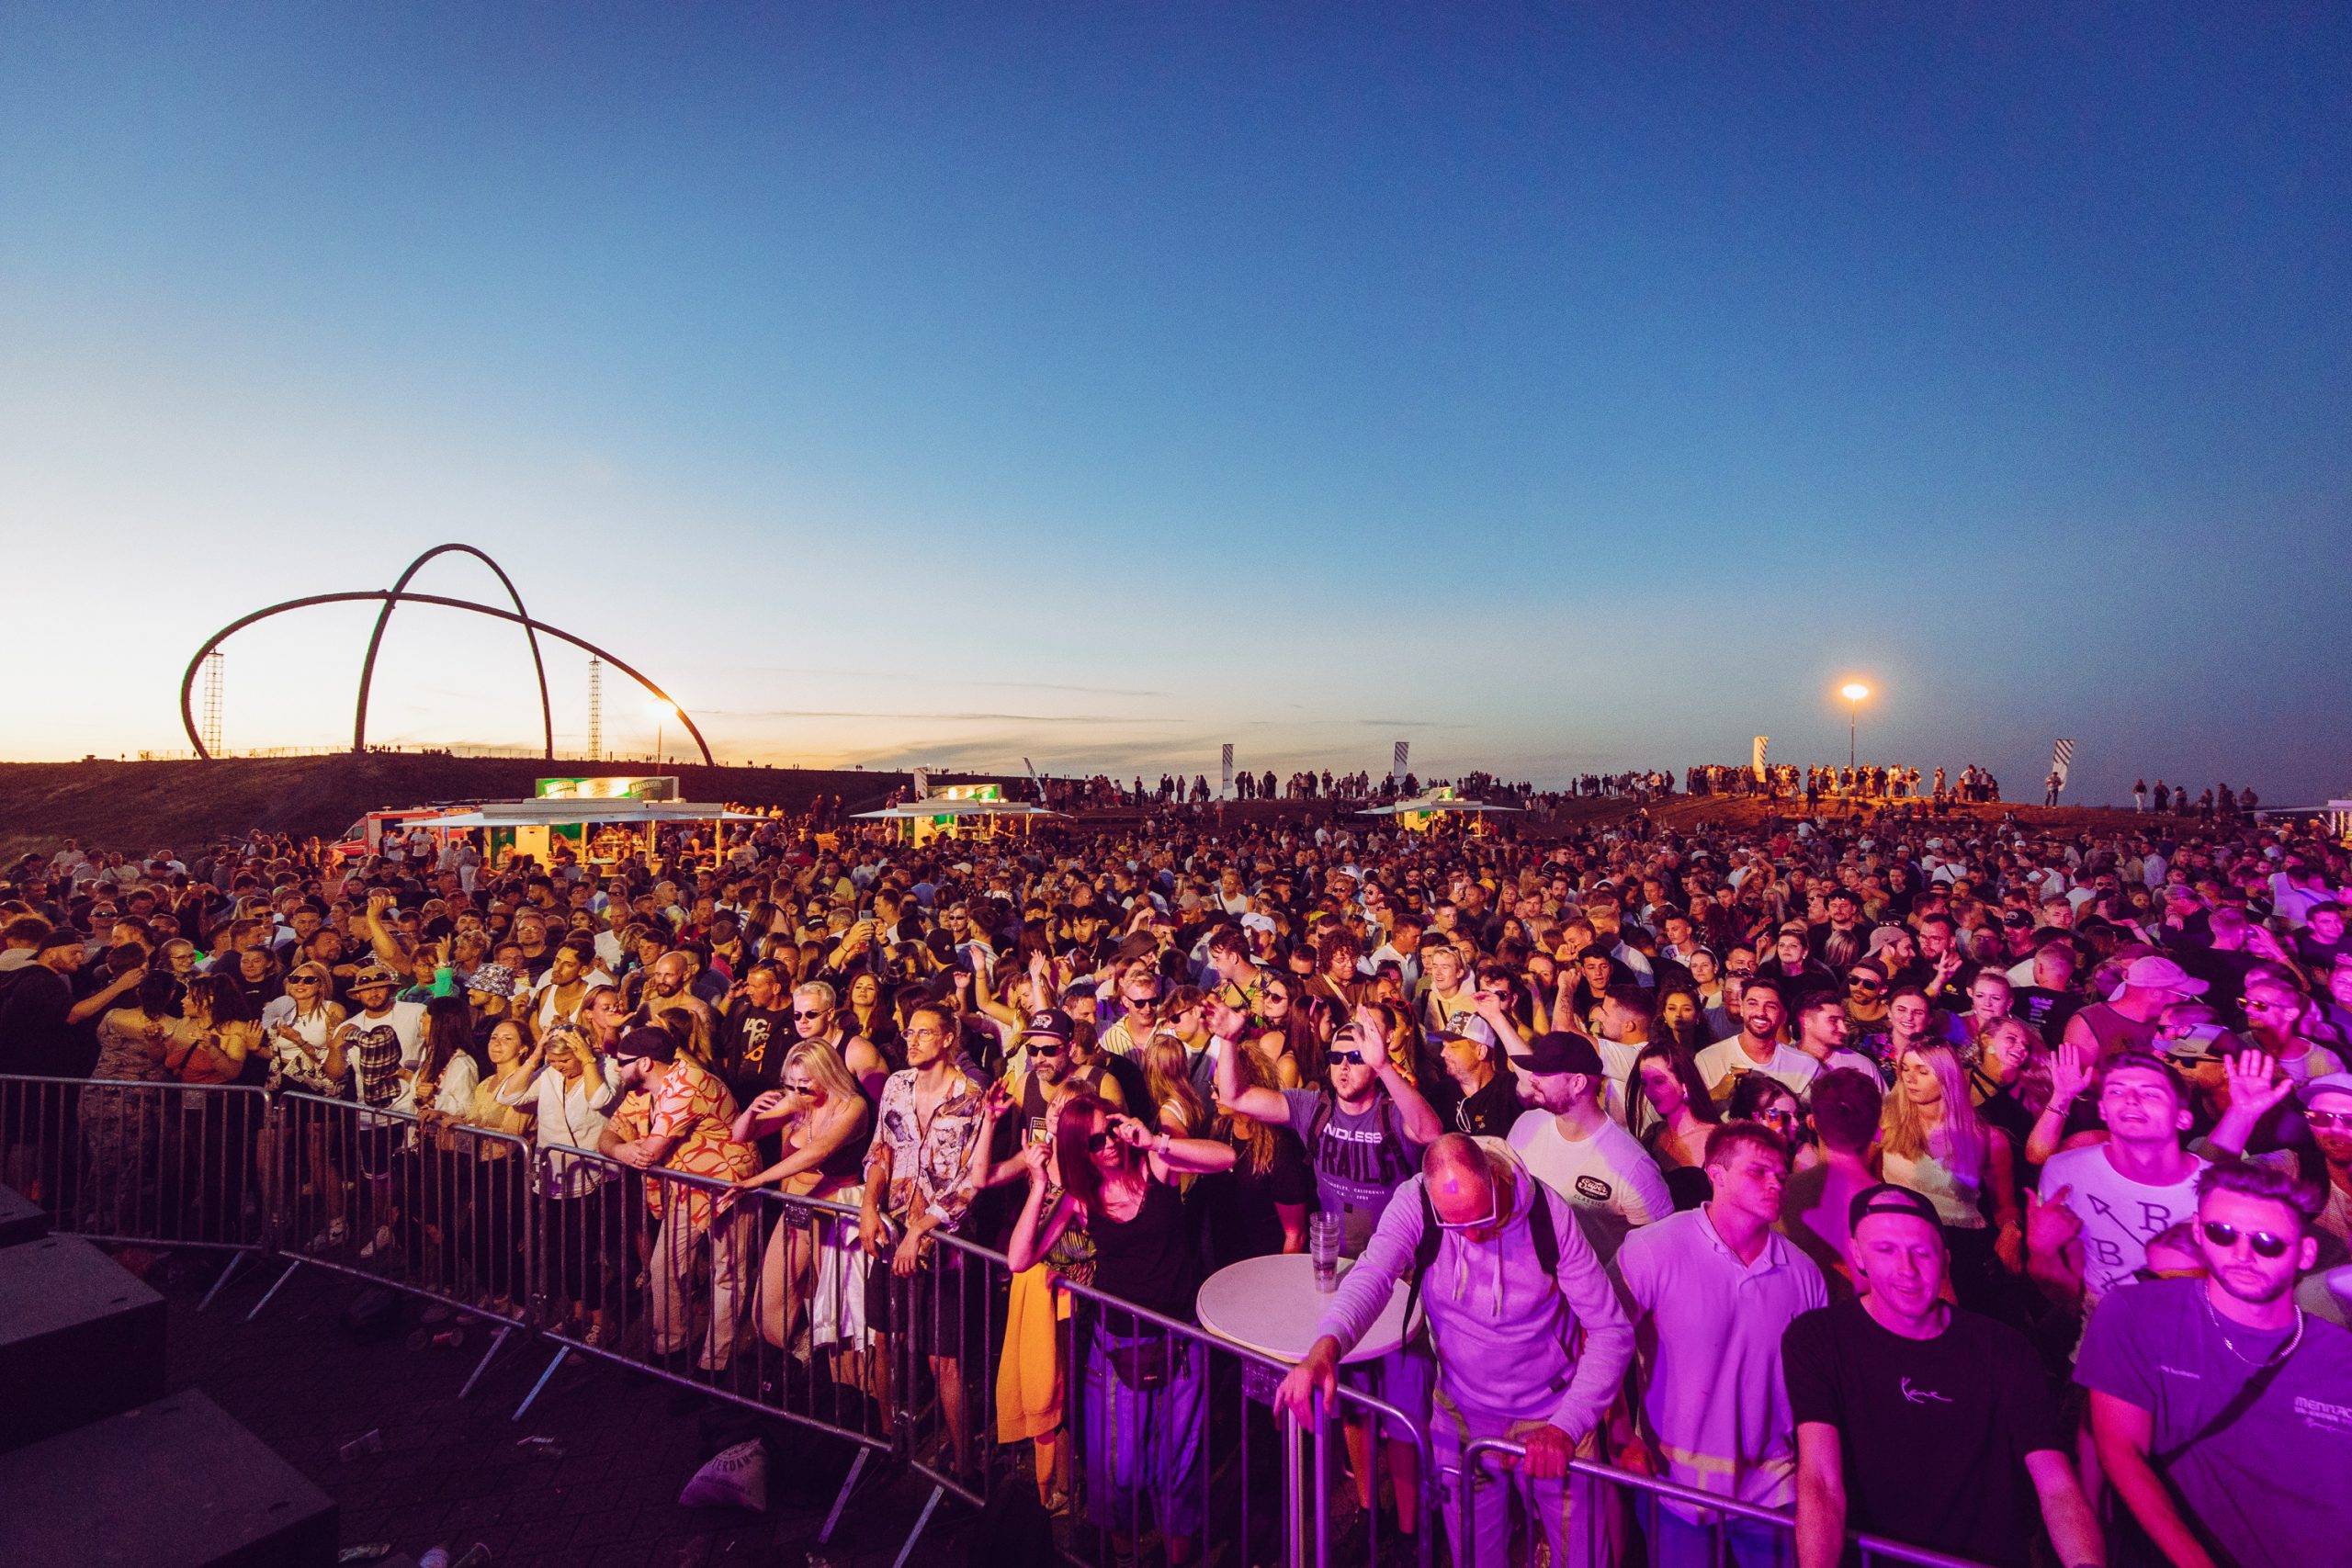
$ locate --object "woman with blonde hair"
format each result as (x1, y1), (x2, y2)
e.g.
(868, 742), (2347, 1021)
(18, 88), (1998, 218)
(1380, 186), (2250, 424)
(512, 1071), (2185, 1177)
(1201, 1042), (1309, 1267)
(1138, 1033), (1209, 1138)
(1882, 1041), (2023, 1312)
(730, 1038), (873, 1363)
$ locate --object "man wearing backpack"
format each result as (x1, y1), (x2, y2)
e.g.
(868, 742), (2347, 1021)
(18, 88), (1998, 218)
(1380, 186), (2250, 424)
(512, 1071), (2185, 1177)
(1274, 1133), (1634, 1568)
(1217, 1005), (1443, 1545)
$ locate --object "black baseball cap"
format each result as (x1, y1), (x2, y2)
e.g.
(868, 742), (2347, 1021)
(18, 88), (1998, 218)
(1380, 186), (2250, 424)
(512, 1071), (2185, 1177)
(1521, 1032), (1603, 1076)
(1848, 1182), (1944, 1236)
(1020, 1008), (1075, 1043)
(612, 1025), (679, 1064)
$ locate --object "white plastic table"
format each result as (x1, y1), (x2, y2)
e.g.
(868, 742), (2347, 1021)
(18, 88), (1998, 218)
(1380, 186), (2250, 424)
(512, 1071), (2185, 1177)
(1193, 1251), (1411, 1365)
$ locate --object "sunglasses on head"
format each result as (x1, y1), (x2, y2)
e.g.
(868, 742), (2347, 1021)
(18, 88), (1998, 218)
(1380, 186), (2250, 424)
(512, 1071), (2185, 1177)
(2201, 1220), (2292, 1258)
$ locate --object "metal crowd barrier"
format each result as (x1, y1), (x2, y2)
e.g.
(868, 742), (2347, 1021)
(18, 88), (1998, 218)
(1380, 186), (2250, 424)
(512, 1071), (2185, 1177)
(0, 1073), (2005, 1568)
(1457, 1437), (1996, 1568)
(246, 1090), (535, 1397)
(514, 1142), (894, 1552)
(0, 1073), (271, 1308)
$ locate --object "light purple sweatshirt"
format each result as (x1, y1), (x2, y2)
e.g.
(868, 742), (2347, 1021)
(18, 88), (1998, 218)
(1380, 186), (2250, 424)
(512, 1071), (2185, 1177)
(1312, 1139), (1634, 1438)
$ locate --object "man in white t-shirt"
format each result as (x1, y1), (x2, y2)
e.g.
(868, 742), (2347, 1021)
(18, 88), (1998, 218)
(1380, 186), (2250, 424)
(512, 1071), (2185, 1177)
(1508, 1032), (1672, 1261)
(2029, 1053), (2206, 1315)
(1693, 979), (1818, 1103)
(329, 963), (430, 1259)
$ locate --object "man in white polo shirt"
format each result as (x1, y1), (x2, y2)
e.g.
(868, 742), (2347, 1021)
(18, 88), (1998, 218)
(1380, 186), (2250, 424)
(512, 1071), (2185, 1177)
(1616, 1119), (1827, 1567)
(1695, 980), (1817, 1104)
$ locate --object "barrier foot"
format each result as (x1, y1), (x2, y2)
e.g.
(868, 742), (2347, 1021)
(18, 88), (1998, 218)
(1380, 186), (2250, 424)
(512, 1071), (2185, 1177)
(197, 1252), (246, 1313)
(458, 1324), (513, 1400)
(243, 1259), (303, 1324)
(513, 1345), (569, 1422)
(888, 1483), (945, 1568)
(817, 1447), (870, 1545)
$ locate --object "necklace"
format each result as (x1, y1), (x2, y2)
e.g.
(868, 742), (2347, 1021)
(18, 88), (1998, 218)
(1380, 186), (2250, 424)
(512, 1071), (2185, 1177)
(2200, 1286), (2303, 1367)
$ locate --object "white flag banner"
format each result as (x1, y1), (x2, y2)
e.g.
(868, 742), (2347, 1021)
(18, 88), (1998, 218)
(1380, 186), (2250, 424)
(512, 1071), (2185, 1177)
(2051, 739), (2074, 788)
(1754, 736), (1770, 780)
(1220, 743), (1234, 796)
(1391, 741), (1409, 780)
(911, 767), (930, 797)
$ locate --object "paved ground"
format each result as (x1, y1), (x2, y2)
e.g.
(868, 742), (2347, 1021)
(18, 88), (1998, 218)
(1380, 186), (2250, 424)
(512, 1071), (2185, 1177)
(144, 1250), (971, 1568)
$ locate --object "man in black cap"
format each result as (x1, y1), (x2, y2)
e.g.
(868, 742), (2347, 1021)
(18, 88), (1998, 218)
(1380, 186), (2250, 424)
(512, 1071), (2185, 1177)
(1781, 1183), (2103, 1568)
(1507, 1031), (1672, 1262)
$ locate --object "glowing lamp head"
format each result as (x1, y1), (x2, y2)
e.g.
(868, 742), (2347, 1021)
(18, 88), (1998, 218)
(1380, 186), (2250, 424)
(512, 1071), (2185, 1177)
(1840, 683), (1871, 702)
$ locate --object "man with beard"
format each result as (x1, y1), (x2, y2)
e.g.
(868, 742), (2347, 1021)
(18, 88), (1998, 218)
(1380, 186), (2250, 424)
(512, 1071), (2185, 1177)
(641, 950), (718, 1063)
(2080, 1158), (2352, 1568)
(715, 961), (793, 1107)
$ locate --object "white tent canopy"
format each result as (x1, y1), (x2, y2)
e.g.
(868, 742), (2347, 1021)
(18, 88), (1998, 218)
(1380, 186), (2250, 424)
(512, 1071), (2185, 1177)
(419, 800), (769, 829)
(852, 799), (1060, 821)
(1356, 794), (1520, 818)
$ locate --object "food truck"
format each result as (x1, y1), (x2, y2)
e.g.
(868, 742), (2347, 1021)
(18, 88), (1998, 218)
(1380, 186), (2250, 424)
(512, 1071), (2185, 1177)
(1355, 784), (1521, 835)
(851, 781), (1059, 847)
(335, 776), (761, 871)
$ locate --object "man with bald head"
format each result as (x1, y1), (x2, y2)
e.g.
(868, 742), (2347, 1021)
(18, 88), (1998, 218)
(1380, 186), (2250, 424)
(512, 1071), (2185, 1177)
(1275, 1133), (1634, 1568)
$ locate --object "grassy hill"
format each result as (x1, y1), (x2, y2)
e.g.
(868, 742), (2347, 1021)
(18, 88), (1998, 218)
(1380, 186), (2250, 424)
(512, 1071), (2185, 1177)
(0, 754), (972, 859)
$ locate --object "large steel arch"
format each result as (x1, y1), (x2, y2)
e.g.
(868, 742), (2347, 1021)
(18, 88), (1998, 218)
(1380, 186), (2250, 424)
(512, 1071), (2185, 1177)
(356, 544), (553, 759)
(179, 582), (716, 767)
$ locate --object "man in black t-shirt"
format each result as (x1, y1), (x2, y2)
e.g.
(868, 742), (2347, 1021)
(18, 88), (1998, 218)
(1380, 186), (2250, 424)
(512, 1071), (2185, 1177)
(1782, 1185), (2101, 1568)
(714, 961), (791, 1107)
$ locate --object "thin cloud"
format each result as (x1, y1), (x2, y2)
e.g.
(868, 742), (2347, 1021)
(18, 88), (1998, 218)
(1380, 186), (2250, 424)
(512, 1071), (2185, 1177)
(702, 708), (1144, 725)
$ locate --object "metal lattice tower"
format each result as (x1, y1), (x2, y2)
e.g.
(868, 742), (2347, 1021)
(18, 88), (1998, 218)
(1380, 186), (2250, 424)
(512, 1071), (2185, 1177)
(200, 650), (224, 756)
(587, 657), (603, 761)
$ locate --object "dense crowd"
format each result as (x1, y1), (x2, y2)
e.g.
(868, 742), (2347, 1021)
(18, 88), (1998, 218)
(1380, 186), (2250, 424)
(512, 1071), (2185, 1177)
(3, 785), (2349, 1568)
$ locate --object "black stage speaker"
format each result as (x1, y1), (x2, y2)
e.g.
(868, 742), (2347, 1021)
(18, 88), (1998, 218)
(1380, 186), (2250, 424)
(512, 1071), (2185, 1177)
(0, 1390), (336, 1567)
(0, 1235), (165, 1451)
(0, 1181), (49, 1247)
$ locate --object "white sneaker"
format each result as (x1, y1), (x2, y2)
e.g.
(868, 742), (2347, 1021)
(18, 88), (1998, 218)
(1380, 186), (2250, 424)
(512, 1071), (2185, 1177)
(358, 1225), (395, 1259)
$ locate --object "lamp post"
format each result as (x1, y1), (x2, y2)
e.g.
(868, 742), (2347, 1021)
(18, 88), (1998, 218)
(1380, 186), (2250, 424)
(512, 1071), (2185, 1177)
(649, 700), (676, 764)
(1839, 683), (1870, 770)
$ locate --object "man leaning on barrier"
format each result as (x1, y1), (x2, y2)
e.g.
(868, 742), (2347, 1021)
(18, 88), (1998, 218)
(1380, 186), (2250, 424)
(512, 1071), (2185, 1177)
(1274, 1132), (1635, 1568)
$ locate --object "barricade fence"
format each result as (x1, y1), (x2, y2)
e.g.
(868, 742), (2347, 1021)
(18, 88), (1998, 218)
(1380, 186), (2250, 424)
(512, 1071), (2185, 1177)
(2, 1076), (2002, 1568)
(1457, 1438), (1999, 1568)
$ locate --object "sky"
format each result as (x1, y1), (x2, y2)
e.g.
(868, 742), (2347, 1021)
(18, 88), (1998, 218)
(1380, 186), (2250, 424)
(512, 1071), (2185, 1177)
(2, 4), (2346, 805)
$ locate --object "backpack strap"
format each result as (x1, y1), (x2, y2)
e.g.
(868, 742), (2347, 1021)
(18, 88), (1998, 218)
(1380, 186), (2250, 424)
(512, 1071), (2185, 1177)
(1527, 1177), (1559, 1277)
(1399, 1180), (1442, 1346)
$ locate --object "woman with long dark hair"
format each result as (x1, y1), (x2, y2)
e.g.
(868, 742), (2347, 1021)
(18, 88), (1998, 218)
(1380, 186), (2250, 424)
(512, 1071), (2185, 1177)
(1005, 1094), (1233, 1563)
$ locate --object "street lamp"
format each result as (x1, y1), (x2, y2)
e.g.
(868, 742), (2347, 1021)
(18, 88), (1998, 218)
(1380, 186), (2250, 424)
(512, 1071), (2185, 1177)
(1839, 683), (1870, 770)
(648, 699), (677, 764)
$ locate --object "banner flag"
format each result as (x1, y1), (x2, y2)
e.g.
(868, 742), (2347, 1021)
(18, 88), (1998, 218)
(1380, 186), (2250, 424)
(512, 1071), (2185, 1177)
(1392, 741), (1409, 780)
(2051, 739), (2074, 789)
(1220, 744), (1234, 796)
(1754, 736), (1770, 781)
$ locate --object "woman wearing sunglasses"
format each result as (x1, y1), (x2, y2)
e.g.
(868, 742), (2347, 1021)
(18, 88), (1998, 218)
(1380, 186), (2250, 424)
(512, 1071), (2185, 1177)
(1005, 1097), (1233, 1563)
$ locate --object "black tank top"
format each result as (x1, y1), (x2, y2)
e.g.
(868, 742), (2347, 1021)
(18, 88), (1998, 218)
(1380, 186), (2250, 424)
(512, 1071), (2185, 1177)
(1087, 1179), (1196, 1323)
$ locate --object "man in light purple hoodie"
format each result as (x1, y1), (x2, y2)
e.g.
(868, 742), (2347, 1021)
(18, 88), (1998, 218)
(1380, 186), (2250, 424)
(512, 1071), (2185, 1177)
(1275, 1133), (1635, 1568)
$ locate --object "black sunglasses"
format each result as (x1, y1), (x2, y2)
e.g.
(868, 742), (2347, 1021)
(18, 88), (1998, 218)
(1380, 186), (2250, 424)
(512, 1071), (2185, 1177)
(1085, 1129), (1118, 1153)
(791, 1009), (826, 1019)
(1328, 1049), (1366, 1066)
(2200, 1220), (2291, 1258)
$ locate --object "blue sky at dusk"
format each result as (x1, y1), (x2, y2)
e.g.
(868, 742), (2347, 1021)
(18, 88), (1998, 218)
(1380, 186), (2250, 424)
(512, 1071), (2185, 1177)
(2, 5), (2346, 804)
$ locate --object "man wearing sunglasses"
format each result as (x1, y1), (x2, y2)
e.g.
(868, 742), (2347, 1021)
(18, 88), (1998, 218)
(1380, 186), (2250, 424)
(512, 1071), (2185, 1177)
(1273, 1133), (1633, 1568)
(2079, 1157), (2352, 1568)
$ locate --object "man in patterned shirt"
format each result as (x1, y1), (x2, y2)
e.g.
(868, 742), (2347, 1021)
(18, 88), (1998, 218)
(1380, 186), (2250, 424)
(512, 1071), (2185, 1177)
(602, 1022), (759, 1371)
(860, 1000), (993, 1481)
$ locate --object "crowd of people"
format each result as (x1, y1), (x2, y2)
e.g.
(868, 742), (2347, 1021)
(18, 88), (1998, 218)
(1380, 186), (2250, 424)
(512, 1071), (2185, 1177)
(3, 781), (2349, 1568)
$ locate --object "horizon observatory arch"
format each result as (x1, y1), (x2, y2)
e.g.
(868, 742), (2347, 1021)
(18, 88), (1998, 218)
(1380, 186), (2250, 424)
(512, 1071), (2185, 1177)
(178, 543), (715, 766)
